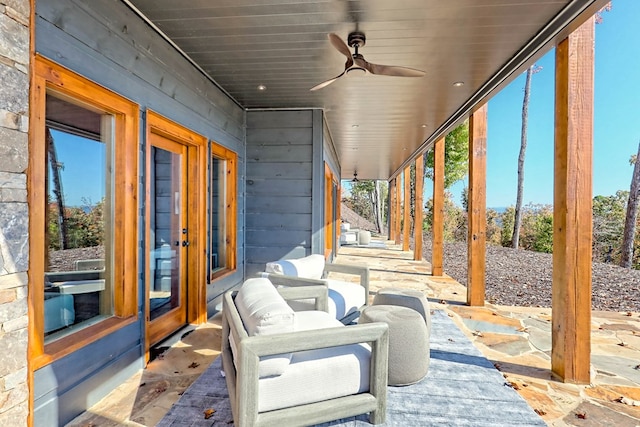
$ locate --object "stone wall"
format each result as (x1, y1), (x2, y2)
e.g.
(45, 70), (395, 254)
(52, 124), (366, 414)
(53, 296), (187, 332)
(0, 1), (30, 425)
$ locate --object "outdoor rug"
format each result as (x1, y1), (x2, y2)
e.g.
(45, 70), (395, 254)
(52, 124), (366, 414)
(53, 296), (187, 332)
(157, 310), (546, 427)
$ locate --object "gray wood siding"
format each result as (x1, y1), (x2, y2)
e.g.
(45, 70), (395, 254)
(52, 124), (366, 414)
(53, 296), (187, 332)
(245, 110), (322, 277)
(35, 0), (246, 423)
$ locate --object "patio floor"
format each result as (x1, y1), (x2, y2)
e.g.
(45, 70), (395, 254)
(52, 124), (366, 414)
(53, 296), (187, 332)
(67, 240), (640, 427)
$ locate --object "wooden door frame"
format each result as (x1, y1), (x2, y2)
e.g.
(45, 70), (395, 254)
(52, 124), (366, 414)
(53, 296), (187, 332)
(144, 110), (207, 361)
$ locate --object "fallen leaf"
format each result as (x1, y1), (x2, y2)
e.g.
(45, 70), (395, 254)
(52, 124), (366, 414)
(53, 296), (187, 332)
(534, 409), (547, 416)
(204, 408), (216, 419)
(615, 396), (640, 406)
(576, 412), (587, 419)
(188, 362), (200, 369)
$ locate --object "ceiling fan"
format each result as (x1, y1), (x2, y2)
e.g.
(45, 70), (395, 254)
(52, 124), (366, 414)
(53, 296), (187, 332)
(310, 31), (426, 91)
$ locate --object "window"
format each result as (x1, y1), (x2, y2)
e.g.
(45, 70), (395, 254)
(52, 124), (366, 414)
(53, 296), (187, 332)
(209, 144), (237, 280)
(29, 56), (139, 368)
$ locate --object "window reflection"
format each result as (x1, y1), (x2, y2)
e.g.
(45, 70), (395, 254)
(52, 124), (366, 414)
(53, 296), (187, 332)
(44, 95), (114, 342)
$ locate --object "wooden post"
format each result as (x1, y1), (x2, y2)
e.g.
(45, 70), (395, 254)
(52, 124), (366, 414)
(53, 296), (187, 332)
(432, 138), (445, 275)
(394, 176), (402, 244)
(552, 16), (594, 384)
(414, 154), (424, 261)
(468, 105), (487, 306)
(403, 167), (411, 251)
(388, 178), (396, 241)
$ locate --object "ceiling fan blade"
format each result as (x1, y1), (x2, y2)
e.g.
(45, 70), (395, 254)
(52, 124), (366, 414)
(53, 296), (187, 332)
(310, 58), (352, 91)
(328, 33), (353, 60)
(354, 57), (425, 77)
(310, 70), (346, 91)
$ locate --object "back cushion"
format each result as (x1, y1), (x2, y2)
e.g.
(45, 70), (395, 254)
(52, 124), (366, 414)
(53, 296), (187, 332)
(234, 278), (295, 377)
(265, 254), (325, 280)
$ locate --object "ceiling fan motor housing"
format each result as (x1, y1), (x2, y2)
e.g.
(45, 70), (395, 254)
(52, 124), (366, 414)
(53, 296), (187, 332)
(348, 31), (366, 48)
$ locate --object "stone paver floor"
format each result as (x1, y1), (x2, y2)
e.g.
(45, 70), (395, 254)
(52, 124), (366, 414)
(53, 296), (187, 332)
(68, 240), (640, 427)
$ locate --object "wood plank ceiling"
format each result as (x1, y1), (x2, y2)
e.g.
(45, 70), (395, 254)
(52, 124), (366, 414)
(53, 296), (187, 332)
(124, 0), (607, 180)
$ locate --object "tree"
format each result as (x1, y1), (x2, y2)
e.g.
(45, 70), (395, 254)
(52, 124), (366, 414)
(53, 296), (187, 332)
(592, 191), (627, 264)
(425, 121), (469, 189)
(512, 64), (542, 249)
(621, 141), (640, 268)
(347, 180), (387, 233)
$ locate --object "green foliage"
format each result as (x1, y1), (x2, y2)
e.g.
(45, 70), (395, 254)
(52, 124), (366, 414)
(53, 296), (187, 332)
(485, 208), (503, 246)
(48, 197), (105, 251)
(424, 191), (466, 242)
(592, 191), (627, 263)
(500, 207), (515, 247)
(425, 121), (469, 189)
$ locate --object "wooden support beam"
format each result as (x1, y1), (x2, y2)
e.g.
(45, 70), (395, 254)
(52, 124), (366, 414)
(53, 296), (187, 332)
(388, 178), (396, 241)
(414, 154), (424, 261)
(394, 176), (402, 244)
(403, 167), (411, 251)
(467, 104), (487, 306)
(552, 16), (594, 384)
(432, 138), (445, 275)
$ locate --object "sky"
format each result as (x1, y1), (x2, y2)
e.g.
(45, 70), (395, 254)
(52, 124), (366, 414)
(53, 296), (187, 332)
(446, 0), (640, 208)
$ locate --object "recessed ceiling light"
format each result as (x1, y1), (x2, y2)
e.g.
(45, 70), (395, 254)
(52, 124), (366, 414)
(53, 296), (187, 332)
(421, 124), (427, 128)
(453, 81), (464, 87)
(257, 84), (267, 91)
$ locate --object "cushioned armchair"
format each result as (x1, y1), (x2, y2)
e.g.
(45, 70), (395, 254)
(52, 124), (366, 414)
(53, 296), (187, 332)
(260, 254), (370, 322)
(221, 278), (389, 427)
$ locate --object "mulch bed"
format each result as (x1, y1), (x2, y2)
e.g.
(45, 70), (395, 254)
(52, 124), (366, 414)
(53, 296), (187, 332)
(427, 240), (640, 312)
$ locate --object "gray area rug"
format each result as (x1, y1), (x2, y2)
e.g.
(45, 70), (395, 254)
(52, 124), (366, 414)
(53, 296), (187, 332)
(158, 310), (545, 427)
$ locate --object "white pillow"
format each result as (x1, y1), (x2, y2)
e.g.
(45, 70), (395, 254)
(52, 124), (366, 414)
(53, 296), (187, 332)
(265, 254), (325, 280)
(234, 278), (295, 377)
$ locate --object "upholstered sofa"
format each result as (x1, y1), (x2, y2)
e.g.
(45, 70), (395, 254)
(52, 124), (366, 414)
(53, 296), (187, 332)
(260, 254), (369, 322)
(221, 277), (389, 427)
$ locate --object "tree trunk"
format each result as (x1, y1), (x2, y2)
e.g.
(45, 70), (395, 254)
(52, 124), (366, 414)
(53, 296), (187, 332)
(512, 65), (534, 249)
(621, 142), (640, 268)
(47, 128), (69, 249)
(372, 181), (384, 233)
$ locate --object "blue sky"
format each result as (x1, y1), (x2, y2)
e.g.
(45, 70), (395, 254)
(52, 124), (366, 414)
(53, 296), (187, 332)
(446, 0), (640, 208)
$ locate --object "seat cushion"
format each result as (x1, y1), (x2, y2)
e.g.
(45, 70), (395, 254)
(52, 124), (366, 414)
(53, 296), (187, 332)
(234, 278), (295, 377)
(286, 279), (366, 320)
(265, 254), (325, 280)
(257, 342), (371, 412)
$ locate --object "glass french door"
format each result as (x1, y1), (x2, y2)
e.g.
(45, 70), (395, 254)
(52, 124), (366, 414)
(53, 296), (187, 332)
(147, 132), (188, 346)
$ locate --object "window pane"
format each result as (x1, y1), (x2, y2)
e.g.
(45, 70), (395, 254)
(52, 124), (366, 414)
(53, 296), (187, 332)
(210, 157), (227, 273)
(149, 146), (182, 321)
(44, 95), (114, 343)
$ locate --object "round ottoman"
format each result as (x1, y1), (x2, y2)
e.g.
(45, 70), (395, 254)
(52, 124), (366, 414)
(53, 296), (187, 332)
(373, 288), (431, 327)
(359, 305), (429, 386)
(358, 230), (371, 245)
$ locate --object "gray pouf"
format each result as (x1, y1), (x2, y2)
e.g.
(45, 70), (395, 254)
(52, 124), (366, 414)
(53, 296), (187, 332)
(359, 305), (430, 386)
(373, 288), (431, 331)
(358, 230), (371, 245)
